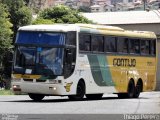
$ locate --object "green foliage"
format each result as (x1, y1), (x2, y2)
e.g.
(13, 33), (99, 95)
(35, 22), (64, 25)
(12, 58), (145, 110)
(0, 0), (32, 80)
(32, 18), (54, 25)
(0, 90), (14, 95)
(37, 5), (92, 24)
(2, 0), (32, 42)
(0, 3), (13, 63)
(17, 6), (32, 26)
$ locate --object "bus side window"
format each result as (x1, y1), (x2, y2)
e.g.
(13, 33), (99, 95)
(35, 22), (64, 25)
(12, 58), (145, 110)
(117, 37), (128, 53)
(91, 35), (103, 52)
(104, 37), (116, 53)
(66, 31), (76, 46)
(141, 40), (149, 55)
(79, 34), (91, 52)
(129, 39), (140, 54)
(151, 40), (156, 55)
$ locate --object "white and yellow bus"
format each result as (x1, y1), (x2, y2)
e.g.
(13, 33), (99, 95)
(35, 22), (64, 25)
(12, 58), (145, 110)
(12, 24), (157, 101)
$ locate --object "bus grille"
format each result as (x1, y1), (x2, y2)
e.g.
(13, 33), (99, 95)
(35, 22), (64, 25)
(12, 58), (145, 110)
(36, 79), (46, 82)
(23, 79), (33, 82)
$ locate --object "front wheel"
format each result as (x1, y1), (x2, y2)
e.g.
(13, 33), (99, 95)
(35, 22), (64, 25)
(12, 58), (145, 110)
(28, 93), (45, 101)
(68, 81), (85, 101)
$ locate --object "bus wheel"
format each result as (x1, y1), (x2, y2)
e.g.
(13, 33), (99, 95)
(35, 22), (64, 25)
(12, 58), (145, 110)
(68, 81), (85, 101)
(86, 94), (103, 100)
(127, 80), (135, 98)
(28, 93), (45, 101)
(134, 80), (142, 98)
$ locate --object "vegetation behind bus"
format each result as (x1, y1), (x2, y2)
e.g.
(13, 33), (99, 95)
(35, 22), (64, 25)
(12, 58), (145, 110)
(33, 5), (93, 24)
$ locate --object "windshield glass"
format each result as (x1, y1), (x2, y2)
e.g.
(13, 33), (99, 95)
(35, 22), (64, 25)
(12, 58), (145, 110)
(14, 31), (65, 77)
(14, 46), (64, 76)
(16, 31), (65, 46)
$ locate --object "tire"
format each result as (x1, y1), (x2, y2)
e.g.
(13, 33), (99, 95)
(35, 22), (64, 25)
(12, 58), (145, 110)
(68, 81), (85, 101)
(127, 80), (135, 98)
(86, 94), (103, 100)
(28, 93), (45, 101)
(134, 81), (142, 98)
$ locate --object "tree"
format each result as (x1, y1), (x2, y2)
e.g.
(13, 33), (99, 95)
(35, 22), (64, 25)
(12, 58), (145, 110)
(0, 3), (13, 81)
(24, 0), (30, 5)
(0, 3), (13, 61)
(1, 0), (32, 43)
(35, 5), (92, 24)
(32, 18), (54, 25)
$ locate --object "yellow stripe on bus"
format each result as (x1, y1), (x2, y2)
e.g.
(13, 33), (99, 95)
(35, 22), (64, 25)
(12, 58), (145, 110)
(12, 74), (41, 79)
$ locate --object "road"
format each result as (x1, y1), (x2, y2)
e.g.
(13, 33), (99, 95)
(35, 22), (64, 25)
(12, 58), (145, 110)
(0, 92), (160, 120)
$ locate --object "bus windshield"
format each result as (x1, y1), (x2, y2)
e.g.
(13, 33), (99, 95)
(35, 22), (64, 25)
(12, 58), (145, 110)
(14, 31), (65, 77)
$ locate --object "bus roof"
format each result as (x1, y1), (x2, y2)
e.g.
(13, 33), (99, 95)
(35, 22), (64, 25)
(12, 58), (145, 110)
(19, 24), (156, 39)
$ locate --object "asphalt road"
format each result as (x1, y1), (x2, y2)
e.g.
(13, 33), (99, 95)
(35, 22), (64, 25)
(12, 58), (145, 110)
(0, 92), (160, 120)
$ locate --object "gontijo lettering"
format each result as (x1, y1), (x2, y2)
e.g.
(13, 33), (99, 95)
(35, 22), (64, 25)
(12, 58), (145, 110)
(113, 58), (136, 67)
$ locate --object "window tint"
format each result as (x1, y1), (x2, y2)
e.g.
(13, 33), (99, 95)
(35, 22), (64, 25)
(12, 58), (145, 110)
(79, 34), (91, 51)
(141, 40), (150, 55)
(66, 31), (76, 46)
(117, 38), (128, 53)
(151, 40), (156, 55)
(129, 39), (140, 54)
(91, 35), (104, 52)
(104, 37), (116, 52)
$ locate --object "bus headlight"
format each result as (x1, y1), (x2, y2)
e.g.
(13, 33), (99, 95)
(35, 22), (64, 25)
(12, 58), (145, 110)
(12, 85), (21, 91)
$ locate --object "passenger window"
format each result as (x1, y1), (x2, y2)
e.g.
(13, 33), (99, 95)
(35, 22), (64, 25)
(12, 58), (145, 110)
(79, 34), (91, 51)
(129, 39), (140, 54)
(104, 37), (116, 52)
(117, 38), (128, 53)
(141, 40), (149, 55)
(151, 40), (156, 55)
(91, 35), (104, 52)
(66, 31), (76, 46)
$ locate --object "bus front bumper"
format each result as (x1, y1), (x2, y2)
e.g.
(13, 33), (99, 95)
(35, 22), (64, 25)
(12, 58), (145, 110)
(12, 82), (69, 96)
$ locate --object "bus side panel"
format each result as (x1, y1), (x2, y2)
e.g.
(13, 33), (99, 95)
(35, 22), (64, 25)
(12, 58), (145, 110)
(80, 54), (116, 94)
(107, 56), (129, 93)
(76, 54), (156, 94)
(107, 56), (156, 93)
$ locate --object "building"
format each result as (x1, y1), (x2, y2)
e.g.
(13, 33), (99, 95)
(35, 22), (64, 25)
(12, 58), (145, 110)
(90, 4), (103, 12)
(82, 10), (160, 35)
(54, 0), (66, 6)
(28, 0), (56, 10)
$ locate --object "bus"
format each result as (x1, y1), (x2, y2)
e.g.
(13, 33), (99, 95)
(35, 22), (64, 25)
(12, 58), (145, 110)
(11, 24), (157, 101)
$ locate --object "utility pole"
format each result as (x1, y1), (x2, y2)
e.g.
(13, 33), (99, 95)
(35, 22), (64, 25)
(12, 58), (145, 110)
(143, 0), (147, 10)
